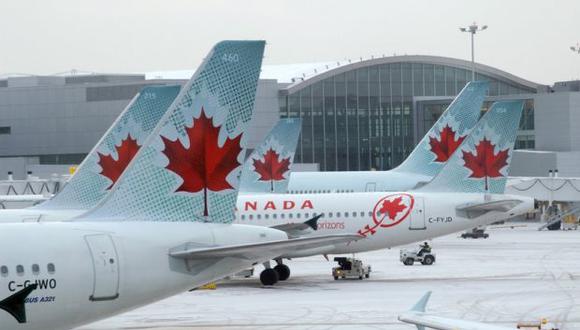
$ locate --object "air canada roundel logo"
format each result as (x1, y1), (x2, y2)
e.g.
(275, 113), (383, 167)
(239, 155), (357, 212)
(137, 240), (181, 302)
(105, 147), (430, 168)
(358, 193), (414, 237)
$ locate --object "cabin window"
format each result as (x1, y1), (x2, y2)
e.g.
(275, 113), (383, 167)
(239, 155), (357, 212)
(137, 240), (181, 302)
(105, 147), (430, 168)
(265, 214), (269, 219)
(360, 211), (365, 217)
(289, 214), (293, 219)
(47, 263), (55, 274)
(321, 212), (325, 217)
(257, 214), (261, 220)
(297, 213), (301, 219)
(241, 215), (246, 220)
(368, 211), (373, 217)
(305, 213), (309, 218)
(329, 212), (333, 217)
(0, 266), (8, 276)
(352, 212), (357, 218)
(273, 214), (277, 219)
(16, 265), (24, 275)
(337, 212), (341, 217)
(345, 212), (349, 218)
(249, 215), (254, 220)
(32, 264), (40, 275)
(281, 214), (285, 219)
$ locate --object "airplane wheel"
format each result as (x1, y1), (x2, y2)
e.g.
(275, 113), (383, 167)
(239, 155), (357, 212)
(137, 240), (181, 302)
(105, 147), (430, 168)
(260, 268), (279, 286)
(274, 264), (291, 281)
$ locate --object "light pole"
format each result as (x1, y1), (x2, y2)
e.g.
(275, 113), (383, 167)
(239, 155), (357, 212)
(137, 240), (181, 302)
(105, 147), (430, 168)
(460, 22), (488, 81)
(571, 43), (580, 79)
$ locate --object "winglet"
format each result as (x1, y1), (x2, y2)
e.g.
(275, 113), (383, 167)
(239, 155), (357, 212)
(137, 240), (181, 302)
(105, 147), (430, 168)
(0, 284), (38, 323)
(411, 291), (431, 313)
(304, 213), (322, 230)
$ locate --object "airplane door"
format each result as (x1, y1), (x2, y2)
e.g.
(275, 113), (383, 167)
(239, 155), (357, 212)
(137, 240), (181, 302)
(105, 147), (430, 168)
(409, 197), (426, 230)
(85, 234), (120, 301)
(365, 182), (377, 192)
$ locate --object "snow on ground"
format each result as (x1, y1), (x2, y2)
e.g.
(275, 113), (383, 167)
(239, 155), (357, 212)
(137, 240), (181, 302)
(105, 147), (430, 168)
(79, 224), (580, 330)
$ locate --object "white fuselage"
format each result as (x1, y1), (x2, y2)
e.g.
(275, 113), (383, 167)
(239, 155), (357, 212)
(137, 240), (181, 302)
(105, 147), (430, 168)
(234, 192), (534, 256)
(287, 171), (432, 193)
(0, 222), (287, 330)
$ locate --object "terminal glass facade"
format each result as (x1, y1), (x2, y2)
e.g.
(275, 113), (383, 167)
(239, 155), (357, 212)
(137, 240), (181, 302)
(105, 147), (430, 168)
(279, 62), (536, 171)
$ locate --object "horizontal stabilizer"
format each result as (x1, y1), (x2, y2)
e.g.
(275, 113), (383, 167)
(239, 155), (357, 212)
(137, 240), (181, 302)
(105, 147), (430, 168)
(456, 199), (523, 218)
(170, 234), (361, 260)
(0, 283), (37, 324)
(270, 214), (321, 238)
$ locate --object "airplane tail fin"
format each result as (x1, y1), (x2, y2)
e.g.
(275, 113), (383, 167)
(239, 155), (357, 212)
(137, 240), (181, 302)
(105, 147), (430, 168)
(239, 118), (301, 194)
(35, 85), (180, 210)
(80, 41), (265, 223)
(393, 81), (489, 177)
(418, 100), (524, 194)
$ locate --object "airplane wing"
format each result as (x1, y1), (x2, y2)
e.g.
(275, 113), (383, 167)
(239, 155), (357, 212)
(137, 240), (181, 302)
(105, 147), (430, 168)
(456, 199), (523, 219)
(398, 292), (510, 330)
(270, 214), (321, 238)
(399, 312), (511, 330)
(169, 234), (361, 260)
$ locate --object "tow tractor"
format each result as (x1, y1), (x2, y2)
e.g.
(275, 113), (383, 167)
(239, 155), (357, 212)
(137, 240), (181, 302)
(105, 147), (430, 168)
(332, 257), (371, 280)
(400, 248), (436, 266)
(461, 227), (489, 239)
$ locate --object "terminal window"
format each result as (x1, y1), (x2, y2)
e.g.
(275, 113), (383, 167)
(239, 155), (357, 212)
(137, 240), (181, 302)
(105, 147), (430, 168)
(0, 127), (11, 135)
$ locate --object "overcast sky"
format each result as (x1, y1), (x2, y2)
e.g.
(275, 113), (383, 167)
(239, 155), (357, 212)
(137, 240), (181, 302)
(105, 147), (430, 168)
(1, 0), (579, 84)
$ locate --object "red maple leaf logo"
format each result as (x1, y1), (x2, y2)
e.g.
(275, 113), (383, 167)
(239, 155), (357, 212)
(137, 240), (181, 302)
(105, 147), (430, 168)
(378, 196), (407, 220)
(253, 148), (291, 192)
(161, 107), (242, 217)
(98, 135), (140, 189)
(462, 138), (509, 190)
(429, 125), (466, 162)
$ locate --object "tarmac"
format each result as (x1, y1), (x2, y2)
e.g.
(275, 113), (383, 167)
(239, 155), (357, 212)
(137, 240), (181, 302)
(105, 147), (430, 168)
(79, 224), (580, 330)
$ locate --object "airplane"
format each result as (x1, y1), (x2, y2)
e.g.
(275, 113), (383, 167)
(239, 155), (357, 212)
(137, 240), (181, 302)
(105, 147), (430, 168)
(235, 99), (536, 285)
(398, 292), (555, 330)
(0, 40), (359, 330)
(287, 80), (490, 193)
(0, 84), (181, 221)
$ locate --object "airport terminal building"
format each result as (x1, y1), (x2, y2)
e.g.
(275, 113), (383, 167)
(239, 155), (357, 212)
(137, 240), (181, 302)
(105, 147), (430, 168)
(1, 55), (579, 179)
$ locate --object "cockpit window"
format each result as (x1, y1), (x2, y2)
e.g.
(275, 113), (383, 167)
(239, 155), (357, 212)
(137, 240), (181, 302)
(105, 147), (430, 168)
(47, 263), (56, 274)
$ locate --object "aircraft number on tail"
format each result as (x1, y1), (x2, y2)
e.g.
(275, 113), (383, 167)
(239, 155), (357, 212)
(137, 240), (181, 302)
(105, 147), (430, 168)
(143, 92), (157, 100)
(222, 53), (239, 63)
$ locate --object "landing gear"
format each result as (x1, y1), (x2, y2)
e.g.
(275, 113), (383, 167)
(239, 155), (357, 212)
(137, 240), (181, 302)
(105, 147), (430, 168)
(274, 264), (290, 281)
(273, 259), (290, 281)
(259, 260), (291, 285)
(260, 268), (279, 286)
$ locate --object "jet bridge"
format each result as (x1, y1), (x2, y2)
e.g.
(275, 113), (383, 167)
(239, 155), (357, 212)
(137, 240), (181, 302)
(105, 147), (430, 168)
(506, 176), (580, 229)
